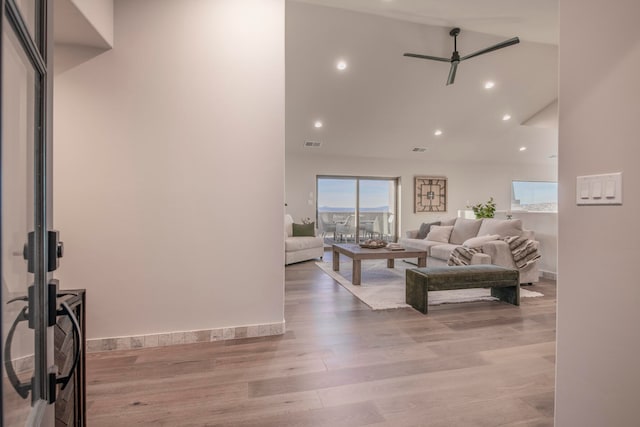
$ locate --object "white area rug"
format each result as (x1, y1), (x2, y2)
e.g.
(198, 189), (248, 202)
(315, 260), (543, 311)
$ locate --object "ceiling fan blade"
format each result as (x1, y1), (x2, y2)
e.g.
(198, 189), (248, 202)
(403, 53), (451, 63)
(460, 37), (520, 61)
(446, 61), (459, 85)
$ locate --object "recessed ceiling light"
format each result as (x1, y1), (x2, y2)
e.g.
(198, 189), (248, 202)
(502, 114), (512, 121)
(484, 81), (495, 89)
(336, 60), (347, 71)
(434, 129), (443, 136)
(519, 146), (527, 151)
(314, 121), (323, 128)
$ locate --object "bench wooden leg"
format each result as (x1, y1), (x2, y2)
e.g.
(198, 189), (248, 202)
(405, 271), (429, 314)
(333, 250), (339, 271)
(491, 285), (520, 306)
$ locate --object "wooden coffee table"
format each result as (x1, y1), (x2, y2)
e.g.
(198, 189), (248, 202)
(332, 243), (427, 285)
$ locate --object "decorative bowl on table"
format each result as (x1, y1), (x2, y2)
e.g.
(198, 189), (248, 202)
(358, 239), (387, 249)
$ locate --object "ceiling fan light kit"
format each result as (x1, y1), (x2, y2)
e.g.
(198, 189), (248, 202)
(404, 27), (520, 86)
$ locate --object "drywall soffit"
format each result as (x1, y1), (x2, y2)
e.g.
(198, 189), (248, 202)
(522, 99), (558, 129)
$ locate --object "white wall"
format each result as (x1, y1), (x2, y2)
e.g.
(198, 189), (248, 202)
(555, 0), (640, 425)
(53, 0), (285, 339)
(286, 152), (557, 272)
(71, 0), (114, 46)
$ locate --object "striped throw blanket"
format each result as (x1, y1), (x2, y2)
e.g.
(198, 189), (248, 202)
(447, 236), (540, 269)
(448, 246), (481, 266)
(503, 236), (541, 269)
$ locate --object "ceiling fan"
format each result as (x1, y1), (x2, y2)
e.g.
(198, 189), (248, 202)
(404, 28), (520, 86)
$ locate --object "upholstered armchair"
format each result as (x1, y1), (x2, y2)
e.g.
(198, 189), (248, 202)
(284, 214), (324, 265)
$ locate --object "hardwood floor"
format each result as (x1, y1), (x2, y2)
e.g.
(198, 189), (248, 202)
(86, 255), (556, 426)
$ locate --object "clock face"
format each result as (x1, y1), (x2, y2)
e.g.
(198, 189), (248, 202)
(415, 177), (447, 212)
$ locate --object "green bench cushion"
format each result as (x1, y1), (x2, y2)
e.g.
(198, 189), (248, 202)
(408, 265), (519, 291)
(406, 265), (520, 314)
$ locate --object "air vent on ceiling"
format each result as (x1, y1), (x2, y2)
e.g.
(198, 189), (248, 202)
(412, 147), (427, 152)
(304, 141), (322, 148)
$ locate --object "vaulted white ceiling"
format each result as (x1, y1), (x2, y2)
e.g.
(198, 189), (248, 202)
(286, 1), (558, 165)
(291, 0), (558, 45)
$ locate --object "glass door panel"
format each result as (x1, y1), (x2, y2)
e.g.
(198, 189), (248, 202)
(2, 14), (36, 425)
(317, 178), (357, 243)
(13, 0), (37, 41)
(359, 179), (397, 242)
(317, 177), (398, 244)
(14, 0), (38, 40)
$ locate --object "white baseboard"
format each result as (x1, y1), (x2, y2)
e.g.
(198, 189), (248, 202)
(86, 320), (286, 353)
(540, 270), (557, 280)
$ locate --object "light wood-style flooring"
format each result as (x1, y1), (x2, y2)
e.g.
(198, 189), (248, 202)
(87, 254), (556, 426)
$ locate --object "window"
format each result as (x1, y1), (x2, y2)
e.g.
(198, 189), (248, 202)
(511, 181), (558, 212)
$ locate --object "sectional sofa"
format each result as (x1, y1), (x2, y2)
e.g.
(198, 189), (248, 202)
(399, 217), (539, 284)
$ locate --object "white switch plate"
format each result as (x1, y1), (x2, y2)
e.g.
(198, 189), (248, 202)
(576, 172), (622, 205)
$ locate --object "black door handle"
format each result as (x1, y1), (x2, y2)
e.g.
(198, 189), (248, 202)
(3, 305), (32, 399)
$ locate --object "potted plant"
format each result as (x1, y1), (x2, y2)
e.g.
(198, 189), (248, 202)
(469, 197), (496, 219)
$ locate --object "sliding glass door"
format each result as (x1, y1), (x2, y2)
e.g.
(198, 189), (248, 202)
(317, 176), (398, 244)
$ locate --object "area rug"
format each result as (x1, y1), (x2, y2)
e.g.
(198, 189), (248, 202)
(315, 260), (543, 310)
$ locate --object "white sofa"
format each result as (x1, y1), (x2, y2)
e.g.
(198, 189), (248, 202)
(399, 217), (539, 284)
(284, 214), (324, 265)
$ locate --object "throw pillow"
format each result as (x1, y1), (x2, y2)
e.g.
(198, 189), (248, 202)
(477, 218), (523, 238)
(449, 218), (483, 244)
(416, 221), (441, 239)
(425, 225), (454, 243)
(462, 234), (500, 248)
(292, 222), (315, 237)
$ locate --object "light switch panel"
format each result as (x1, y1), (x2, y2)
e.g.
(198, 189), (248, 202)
(580, 183), (590, 199)
(576, 172), (622, 205)
(605, 180), (616, 198)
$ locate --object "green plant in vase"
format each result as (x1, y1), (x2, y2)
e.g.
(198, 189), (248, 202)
(469, 197), (496, 219)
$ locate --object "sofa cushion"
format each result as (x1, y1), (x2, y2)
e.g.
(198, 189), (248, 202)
(398, 238), (445, 255)
(429, 243), (461, 261)
(292, 222), (315, 237)
(477, 218), (523, 238)
(449, 218), (483, 244)
(426, 225), (453, 243)
(285, 236), (323, 251)
(463, 234), (500, 248)
(441, 217), (457, 226)
(416, 221), (441, 239)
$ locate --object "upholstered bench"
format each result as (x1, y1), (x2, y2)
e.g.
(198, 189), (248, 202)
(406, 265), (520, 314)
